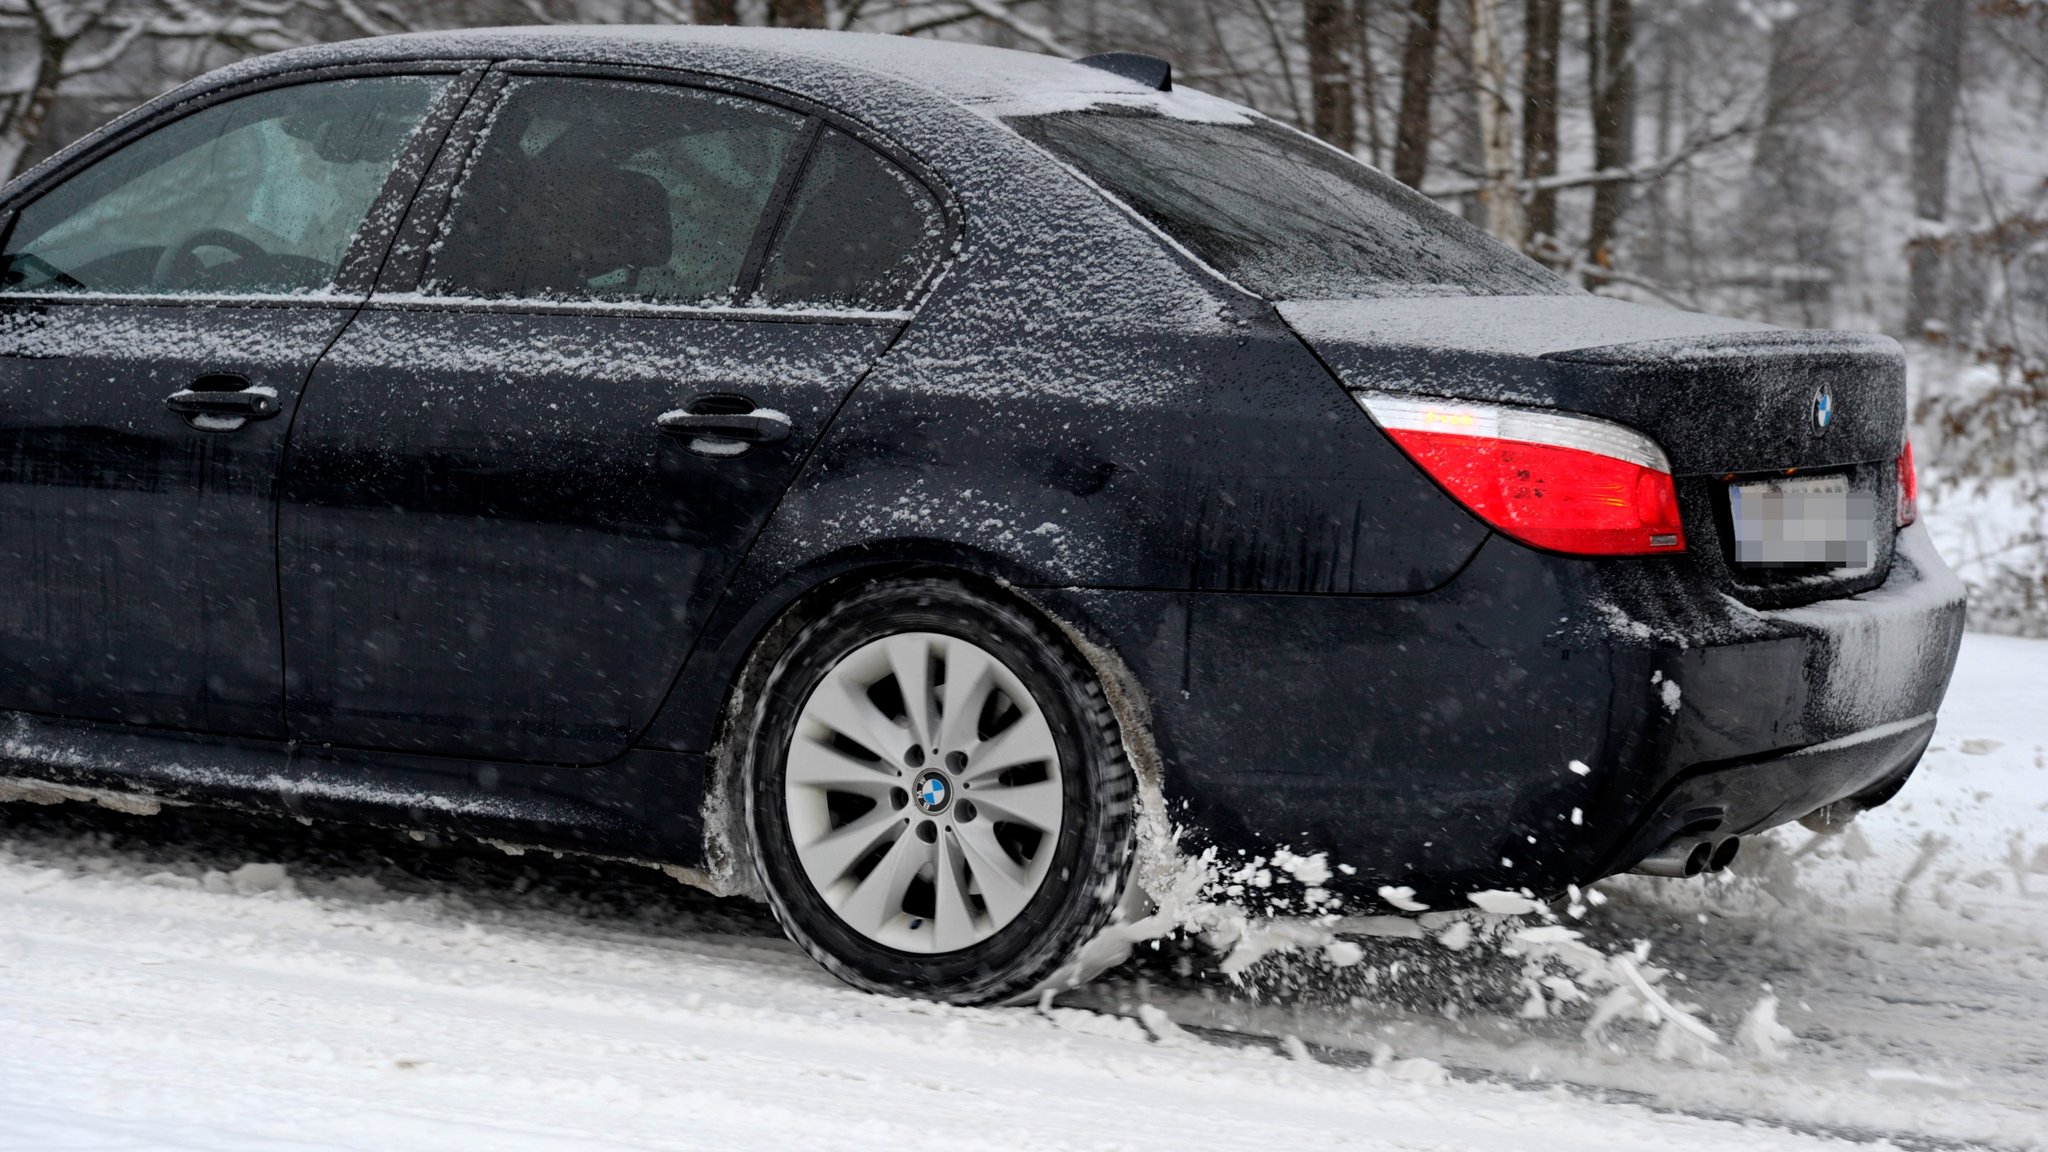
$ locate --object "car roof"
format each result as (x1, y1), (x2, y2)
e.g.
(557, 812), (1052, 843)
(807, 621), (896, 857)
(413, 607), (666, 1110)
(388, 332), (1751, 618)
(239, 26), (1257, 126)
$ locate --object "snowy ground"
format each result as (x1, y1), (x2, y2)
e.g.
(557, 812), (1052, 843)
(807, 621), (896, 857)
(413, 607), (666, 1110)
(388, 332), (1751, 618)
(2, 635), (2044, 1151)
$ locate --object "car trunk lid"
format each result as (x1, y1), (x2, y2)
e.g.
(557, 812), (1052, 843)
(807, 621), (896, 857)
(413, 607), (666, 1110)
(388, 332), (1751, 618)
(1277, 295), (1907, 476)
(1279, 295), (1910, 606)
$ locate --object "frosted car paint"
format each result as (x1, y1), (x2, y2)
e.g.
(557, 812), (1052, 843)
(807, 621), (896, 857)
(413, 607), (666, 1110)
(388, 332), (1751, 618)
(0, 302), (351, 736)
(0, 64), (477, 738)
(280, 307), (900, 764)
(0, 29), (1967, 914)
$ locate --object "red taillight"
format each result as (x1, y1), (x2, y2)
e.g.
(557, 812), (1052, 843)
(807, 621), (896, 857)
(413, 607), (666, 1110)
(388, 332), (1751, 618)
(1357, 393), (1686, 557)
(1896, 440), (1918, 527)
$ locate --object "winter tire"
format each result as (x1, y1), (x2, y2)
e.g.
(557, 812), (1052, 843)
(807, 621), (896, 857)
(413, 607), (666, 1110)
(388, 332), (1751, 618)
(745, 577), (1135, 1004)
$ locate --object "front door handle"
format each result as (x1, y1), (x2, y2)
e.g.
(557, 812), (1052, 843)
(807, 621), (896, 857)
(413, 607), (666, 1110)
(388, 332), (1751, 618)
(166, 374), (279, 430)
(658, 398), (791, 458)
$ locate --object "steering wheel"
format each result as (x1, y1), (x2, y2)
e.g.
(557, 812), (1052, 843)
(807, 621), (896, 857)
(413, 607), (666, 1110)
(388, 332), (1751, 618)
(153, 228), (270, 291)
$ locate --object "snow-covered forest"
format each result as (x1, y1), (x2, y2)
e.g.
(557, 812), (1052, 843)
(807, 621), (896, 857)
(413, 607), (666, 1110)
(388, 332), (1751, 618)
(11, 0), (2039, 336)
(16, 0), (2034, 628)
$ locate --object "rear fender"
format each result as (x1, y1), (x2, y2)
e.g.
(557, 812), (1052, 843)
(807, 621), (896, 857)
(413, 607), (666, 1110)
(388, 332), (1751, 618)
(637, 539), (1083, 757)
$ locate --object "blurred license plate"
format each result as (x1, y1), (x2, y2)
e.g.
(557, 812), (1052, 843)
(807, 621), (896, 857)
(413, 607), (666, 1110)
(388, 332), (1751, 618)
(1729, 474), (1875, 568)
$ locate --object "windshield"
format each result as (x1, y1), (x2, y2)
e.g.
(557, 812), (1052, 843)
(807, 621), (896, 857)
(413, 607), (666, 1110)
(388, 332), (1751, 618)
(1009, 109), (1572, 301)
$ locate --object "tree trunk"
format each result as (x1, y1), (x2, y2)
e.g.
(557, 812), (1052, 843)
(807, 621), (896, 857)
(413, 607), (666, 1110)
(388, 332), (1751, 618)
(768, 0), (824, 27)
(1748, 11), (1805, 204)
(1391, 0), (1441, 188)
(1584, 0), (1634, 286)
(1356, 0), (1385, 167)
(1520, 0), (1560, 251)
(692, 0), (739, 24)
(1642, 29), (1674, 280)
(4, 28), (75, 182)
(1468, 0), (1524, 246)
(1907, 0), (1965, 338)
(1307, 0), (1356, 150)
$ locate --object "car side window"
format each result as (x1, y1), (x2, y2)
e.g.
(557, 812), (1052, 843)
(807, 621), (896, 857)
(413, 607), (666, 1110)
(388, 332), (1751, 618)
(0, 76), (447, 297)
(758, 127), (945, 311)
(424, 78), (806, 305)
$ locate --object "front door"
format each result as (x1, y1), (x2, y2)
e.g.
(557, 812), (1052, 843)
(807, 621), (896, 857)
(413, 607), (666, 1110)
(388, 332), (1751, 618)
(0, 72), (462, 735)
(279, 72), (949, 765)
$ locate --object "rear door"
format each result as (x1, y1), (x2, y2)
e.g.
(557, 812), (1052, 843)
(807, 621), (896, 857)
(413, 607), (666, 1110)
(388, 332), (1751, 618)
(278, 68), (951, 764)
(0, 69), (468, 736)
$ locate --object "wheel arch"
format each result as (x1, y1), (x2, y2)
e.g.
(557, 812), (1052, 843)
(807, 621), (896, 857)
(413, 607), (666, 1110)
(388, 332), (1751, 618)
(662, 542), (1164, 902)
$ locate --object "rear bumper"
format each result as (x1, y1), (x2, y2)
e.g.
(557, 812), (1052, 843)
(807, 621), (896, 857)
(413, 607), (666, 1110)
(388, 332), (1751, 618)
(1599, 714), (1933, 880)
(1032, 522), (1966, 912)
(1589, 522), (1965, 878)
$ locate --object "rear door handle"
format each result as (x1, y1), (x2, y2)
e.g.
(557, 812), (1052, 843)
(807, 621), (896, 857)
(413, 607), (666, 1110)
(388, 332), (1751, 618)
(658, 399), (791, 457)
(166, 374), (279, 428)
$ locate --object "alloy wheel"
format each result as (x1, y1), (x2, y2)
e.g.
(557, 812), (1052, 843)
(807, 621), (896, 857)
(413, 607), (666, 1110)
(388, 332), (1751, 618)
(784, 631), (1065, 953)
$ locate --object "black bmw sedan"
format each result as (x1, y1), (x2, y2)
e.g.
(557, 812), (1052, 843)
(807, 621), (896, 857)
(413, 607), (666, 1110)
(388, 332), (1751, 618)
(0, 27), (1965, 1003)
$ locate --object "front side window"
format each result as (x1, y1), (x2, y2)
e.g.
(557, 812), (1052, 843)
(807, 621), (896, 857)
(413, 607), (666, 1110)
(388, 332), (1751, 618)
(758, 127), (946, 311)
(424, 78), (806, 305)
(1, 76), (447, 297)
(1010, 110), (1570, 301)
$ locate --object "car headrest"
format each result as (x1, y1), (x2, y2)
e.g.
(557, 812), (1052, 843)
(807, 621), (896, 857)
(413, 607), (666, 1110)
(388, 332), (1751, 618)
(527, 162), (673, 289)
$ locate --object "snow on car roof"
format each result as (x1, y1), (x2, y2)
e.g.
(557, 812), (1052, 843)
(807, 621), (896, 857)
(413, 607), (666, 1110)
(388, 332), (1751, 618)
(238, 25), (1258, 124)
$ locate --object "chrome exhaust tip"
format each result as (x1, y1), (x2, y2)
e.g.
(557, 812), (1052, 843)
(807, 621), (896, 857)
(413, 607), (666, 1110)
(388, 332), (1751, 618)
(1631, 833), (1741, 878)
(1630, 835), (1715, 878)
(1706, 835), (1741, 873)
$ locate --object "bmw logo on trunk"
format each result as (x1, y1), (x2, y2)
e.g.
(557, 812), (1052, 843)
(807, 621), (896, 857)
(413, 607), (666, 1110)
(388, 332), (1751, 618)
(912, 769), (952, 815)
(1813, 384), (1835, 433)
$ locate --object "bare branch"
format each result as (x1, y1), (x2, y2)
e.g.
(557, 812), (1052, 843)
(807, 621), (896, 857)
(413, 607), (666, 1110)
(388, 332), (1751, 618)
(1574, 261), (1700, 309)
(319, 0), (403, 36)
(892, 1), (1005, 38)
(951, 0), (1073, 57)
(57, 16), (145, 75)
(1424, 102), (1762, 198)
(1247, 0), (1306, 125)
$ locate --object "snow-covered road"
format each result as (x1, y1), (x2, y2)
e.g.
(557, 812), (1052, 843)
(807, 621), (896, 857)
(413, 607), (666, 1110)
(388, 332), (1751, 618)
(3, 635), (2044, 1151)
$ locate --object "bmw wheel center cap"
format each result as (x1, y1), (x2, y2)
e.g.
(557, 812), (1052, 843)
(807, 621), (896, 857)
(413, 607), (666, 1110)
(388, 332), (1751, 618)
(912, 768), (952, 815)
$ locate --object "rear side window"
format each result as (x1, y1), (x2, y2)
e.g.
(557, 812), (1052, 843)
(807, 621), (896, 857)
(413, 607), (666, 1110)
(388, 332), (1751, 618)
(758, 127), (946, 311)
(1, 76), (446, 297)
(425, 78), (805, 305)
(1009, 110), (1569, 301)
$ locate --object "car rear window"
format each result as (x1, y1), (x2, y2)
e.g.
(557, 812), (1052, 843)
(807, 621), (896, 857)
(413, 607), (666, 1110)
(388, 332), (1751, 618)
(1008, 110), (1571, 301)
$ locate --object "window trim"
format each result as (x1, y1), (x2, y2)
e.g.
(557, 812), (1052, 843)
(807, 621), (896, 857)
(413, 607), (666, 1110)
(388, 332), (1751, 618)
(359, 291), (909, 326)
(379, 60), (961, 323)
(734, 115), (826, 302)
(0, 61), (486, 306)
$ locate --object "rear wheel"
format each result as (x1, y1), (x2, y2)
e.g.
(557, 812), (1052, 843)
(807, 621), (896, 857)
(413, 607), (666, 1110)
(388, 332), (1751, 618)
(744, 578), (1134, 1003)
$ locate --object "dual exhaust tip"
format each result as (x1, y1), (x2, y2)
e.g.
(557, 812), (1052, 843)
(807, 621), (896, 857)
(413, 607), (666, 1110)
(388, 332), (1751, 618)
(1631, 833), (1741, 878)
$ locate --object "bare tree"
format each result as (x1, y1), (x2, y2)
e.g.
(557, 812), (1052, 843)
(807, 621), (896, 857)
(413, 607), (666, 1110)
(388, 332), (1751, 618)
(1520, 0), (1558, 252)
(1583, 0), (1632, 283)
(1907, 0), (1965, 337)
(1305, 0), (1354, 149)
(1353, 0), (1383, 164)
(1467, 0), (1522, 245)
(1390, 0), (1440, 187)
(0, 0), (2032, 380)
(0, 0), (302, 179)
